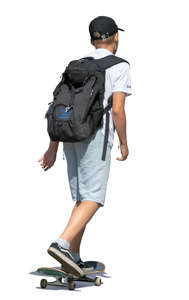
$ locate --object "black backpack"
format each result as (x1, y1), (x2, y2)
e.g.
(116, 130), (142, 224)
(45, 54), (129, 160)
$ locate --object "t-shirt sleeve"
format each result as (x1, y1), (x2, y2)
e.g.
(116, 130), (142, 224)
(112, 62), (132, 96)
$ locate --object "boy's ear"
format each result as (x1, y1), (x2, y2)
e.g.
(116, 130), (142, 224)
(90, 38), (94, 46)
(115, 32), (119, 42)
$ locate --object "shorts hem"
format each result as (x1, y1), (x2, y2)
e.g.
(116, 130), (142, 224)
(73, 198), (104, 206)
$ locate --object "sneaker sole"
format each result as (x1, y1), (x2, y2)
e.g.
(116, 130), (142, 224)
(47, 247), (84, 277)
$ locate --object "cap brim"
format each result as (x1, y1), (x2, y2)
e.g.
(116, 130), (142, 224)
(118, 28), (125, 32)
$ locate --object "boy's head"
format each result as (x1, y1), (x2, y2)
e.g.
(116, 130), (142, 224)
(89, 16), (124, 54)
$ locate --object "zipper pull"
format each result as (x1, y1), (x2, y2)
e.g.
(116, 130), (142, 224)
(65, 105), (73, 112)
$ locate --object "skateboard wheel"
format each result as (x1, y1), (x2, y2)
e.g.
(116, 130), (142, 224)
(68, 281), (75, 290)
(67, 276), (74, 283)
(94, 277), (101, 286)
(40, 279), (47, 288)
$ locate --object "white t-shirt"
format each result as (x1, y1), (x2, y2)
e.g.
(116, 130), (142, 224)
(86, 48), (132, 148)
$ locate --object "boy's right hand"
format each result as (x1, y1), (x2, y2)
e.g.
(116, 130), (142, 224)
(38, 149), (57, 171)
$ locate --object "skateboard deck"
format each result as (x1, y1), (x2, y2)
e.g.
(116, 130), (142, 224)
(33, 261), (105, 290)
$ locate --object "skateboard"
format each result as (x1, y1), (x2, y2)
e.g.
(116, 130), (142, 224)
(33, 261), (105, 290)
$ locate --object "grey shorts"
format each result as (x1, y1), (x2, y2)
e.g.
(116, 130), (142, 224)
(63, 128), (112, 207)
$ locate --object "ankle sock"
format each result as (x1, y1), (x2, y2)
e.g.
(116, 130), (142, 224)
(55, 238), (70, 250)
(71, 252), (81, 262)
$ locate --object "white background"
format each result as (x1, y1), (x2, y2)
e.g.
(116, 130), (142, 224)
(0, 0), (189, 299)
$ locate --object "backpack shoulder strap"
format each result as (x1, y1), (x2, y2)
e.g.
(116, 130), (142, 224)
(94, 55), (130, 71)
(94, 55), (130, 161)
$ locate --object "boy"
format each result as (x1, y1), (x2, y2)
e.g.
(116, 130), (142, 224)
(38, 16), (132, 276)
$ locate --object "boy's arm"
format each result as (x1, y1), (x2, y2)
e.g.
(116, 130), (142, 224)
(112, 91), (129, 160)
(48, 140), (59, 152)
(112, 91), (127, 146)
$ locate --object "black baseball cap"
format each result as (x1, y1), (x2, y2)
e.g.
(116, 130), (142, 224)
(89, 16), (124, 40)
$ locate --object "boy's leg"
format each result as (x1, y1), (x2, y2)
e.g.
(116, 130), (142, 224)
(47, 200), (101, 276)
(70, 226), (86, 253)
(67, 201), (86, 253)
(59, 200), (101, 244)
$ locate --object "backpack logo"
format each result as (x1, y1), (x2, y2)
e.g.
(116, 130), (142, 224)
(56, 107), (73, 120)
